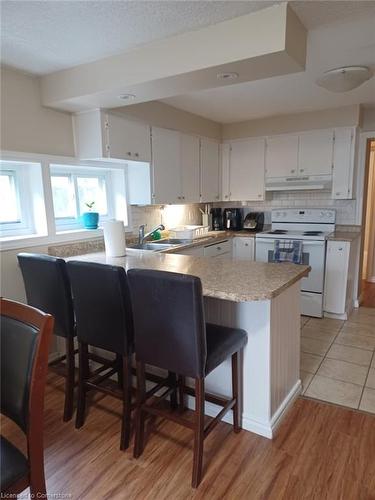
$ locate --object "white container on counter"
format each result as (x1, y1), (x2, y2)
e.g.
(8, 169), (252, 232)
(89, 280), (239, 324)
(103, 220), (126, 257)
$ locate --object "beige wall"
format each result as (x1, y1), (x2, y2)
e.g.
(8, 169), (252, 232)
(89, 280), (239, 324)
(222, 105), (361, 140)
(1, 66), (75, 155)
(116, 101), (222, 139)
(362, 107), (375, 133)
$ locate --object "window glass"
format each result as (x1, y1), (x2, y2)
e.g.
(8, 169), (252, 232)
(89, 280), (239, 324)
(51, 175), (77, 219)
(0, 171), (20, 223)
(77, 176), (108, 215)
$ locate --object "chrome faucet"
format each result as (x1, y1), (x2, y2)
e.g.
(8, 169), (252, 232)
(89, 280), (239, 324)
(138, 224), (165, 245)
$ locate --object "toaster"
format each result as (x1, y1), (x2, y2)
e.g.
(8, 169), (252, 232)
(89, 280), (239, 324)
(243, 212), (264, 232)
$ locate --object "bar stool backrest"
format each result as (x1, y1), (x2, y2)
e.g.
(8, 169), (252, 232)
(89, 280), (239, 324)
(128, 269), (207, 378)
(17, 253), (75, 339)
(67, 261), (134, 355)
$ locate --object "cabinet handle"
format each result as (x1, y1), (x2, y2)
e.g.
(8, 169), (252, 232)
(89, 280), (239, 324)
(127, 151), (131, 156)
(245, 243), (248, 247)
(335, 192), (341, 196)
(291, 169), (295, 173)
(135, 152), (139, 157)
(338, 247), (343, 251)
(300, 168), (304, 172)
(258, 194), (262, 198)
(182, 196), (185, 200)
(225, 195), (228, 198)
(217, 247), (221, 250)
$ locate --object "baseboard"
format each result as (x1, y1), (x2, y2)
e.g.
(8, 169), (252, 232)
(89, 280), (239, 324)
(324, 311), (347, 320)
(185, 379), (302, 440)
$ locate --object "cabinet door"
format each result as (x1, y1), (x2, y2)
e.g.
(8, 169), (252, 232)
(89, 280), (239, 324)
(221, 143), (231, 201)
(332, 128), (355, 200)
(324, 241), (350, 314)
(233, 237), (255, 260)
(180, 134), (200, 203)
(107, 114), (151, 162)
(298, 130), (333, 176)
(200, 139), (220, 202)
(265, 135), (299, 178)
(152, 127), (181, 204)
(230, 139), (265, 201)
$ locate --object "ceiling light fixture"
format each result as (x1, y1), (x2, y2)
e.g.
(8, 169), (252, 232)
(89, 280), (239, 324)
(217, 72), (239, 81)
(316, 66), (373, 93)
(118, 93), (136, 101)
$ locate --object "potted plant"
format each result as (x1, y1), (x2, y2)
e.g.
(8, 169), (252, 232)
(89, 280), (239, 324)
(82, 201), (99, 229)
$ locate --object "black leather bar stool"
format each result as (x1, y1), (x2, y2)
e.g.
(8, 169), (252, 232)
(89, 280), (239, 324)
(67, 261), (134, 450)
(17, 253), (77, 422)
(127, 269), (247, 488)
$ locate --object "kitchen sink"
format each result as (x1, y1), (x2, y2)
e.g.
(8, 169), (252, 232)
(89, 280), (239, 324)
(128, 238), (192, 252)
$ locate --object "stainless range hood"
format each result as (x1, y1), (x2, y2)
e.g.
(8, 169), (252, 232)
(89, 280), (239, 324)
(265, 175), (332, 192)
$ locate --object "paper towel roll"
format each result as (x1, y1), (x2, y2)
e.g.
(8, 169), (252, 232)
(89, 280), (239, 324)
(103, 220), (126, 257)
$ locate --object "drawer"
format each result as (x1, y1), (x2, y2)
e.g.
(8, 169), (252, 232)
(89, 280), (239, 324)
(203, 240), (231, 257)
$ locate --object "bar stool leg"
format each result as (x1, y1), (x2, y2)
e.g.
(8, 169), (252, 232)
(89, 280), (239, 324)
(75, 341), (89, 429)
(192, 377), (205, 488)
(168, 371), (178, 410)
(63, 337), (75, 422)
(116, 353), (124, 390)
(231, 351), (240, 433)
(120, 354), (132, 451)
(178, 375), (185, 412)
(134, 361), (146, 458)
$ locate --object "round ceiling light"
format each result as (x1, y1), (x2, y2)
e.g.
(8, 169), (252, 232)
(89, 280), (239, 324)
(316, 66), (373, 93)
(118, 93), (136, 101)
(217, 72), (239, 81)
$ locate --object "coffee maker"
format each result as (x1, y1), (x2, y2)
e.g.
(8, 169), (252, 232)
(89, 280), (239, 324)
(223, 208), (242, 231)
(210, 208), (223, 231)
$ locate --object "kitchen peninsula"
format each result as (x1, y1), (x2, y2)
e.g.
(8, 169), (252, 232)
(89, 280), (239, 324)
(67, 251), (309, 438)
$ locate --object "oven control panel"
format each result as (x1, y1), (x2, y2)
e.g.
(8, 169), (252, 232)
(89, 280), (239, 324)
(272, 209), (336, 224)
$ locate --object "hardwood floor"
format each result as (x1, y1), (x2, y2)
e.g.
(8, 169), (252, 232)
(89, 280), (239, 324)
(362, 280), (375, 308)
(2, 372), (375, 499)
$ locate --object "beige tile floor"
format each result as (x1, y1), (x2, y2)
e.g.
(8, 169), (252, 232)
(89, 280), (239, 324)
(300, 307), (375, 414)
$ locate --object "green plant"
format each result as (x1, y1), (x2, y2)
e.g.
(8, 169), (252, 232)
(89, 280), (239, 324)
(85, 201), (95, 211)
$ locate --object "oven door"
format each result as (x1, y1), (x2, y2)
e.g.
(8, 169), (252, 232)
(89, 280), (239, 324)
(256, 238), (325, 293)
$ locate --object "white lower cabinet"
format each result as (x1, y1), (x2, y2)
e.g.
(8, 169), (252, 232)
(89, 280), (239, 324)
(324, 241), (351, 316)
(203, 240), (231, 258)
(233, 237), (255, 261)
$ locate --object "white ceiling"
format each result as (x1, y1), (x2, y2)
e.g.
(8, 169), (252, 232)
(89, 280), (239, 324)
(163, 9), (375, 122)
(0, 0), (277, 75)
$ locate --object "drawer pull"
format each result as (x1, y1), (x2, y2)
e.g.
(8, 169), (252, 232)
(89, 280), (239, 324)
(217, 247), (221, 251)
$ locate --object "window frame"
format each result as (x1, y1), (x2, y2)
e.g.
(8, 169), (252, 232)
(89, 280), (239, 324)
(0, 162), (36, 237)
(0, 151), (131, 250)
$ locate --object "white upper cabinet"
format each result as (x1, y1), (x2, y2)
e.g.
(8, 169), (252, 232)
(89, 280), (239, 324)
(73, 109), (151, 162)
(151, 127), (181, 204)
(332, 127), (355, 200)
(230, 138), (265, 201)
(298, 129), (333, 176)
(180, 133), (200, 203)
(106, 113), (151, 162)
(200, 139), (220, 202)
(265, 135), (299, 178)
(151, 128), (201, 204)
(221, 143), (231, 201)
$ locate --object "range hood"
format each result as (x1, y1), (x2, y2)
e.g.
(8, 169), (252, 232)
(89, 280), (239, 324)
(265, 175), (332, 192)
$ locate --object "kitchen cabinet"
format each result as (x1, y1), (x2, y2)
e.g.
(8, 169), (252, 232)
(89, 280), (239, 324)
(180, 133), (200, 203)
(265, 135), (299, 178)
(229, 139), (265, 201)
(152, 127), (181, 204)
(221, 143), (231, 201)
(298, 129), (333, 176)
(151, 128), (201, 204)
(200, 139), (220, 202)
(73, 109), (151, 162)
(203, 239), (231, 258)
(175, 246), (204, 256)
(233, 237), (255, 260)
(332, 127), (355, 200)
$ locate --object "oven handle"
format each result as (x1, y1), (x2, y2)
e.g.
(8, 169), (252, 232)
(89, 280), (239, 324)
(256, 238), (325, 246)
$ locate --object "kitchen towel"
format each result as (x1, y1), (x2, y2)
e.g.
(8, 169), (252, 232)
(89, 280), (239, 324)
(103, 220), (126, 257)
(274, 239), (303, 264)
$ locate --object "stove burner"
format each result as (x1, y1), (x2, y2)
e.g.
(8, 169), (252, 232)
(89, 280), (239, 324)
(303, 231), (323, 236)
(269, 230), (288, 234)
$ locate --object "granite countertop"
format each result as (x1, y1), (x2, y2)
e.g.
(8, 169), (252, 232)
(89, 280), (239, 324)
(327, 231), (361, 243)
(66, 251), (310, 303)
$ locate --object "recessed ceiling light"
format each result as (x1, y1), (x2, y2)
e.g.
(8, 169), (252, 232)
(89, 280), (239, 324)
(118, 93), (136, 101)
(217, 72), (239, 81)
(316, 66), (373, 93)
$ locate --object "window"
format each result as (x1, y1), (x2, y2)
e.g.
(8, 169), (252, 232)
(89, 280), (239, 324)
(50, 165), (114, 230)
(0, 161), (40, 237)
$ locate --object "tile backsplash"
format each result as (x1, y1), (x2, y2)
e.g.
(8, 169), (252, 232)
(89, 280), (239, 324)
(129, 190), (358, 233)
(215, 190), (357, 225)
